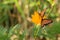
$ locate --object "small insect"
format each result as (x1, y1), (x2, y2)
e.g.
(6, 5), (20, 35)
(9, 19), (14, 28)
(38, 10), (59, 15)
(39, 8), (53, 27)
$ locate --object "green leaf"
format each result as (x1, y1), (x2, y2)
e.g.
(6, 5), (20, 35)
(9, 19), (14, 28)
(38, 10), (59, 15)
(8, 24), (21, 37)
(0, 25), (9, 40)
(46, 21), (60, 38)
(47, 0), (55, 6)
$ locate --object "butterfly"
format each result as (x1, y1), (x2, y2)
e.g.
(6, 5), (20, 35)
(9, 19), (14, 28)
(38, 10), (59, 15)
(39, 8), (53, 27)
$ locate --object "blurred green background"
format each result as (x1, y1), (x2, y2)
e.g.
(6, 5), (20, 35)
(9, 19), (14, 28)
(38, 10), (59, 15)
(0, 0), (60, 40)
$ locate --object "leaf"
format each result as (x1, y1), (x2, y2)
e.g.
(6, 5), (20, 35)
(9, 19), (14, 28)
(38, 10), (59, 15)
(45, 21), (60, 38)
(8, 24), (21, 37)
(0, 25), (9, 40)
(0, 25), (7, 36)
(47, 0), (55, 6)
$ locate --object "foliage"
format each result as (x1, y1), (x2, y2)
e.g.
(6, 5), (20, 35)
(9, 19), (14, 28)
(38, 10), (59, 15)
(0, 0), (60, 40)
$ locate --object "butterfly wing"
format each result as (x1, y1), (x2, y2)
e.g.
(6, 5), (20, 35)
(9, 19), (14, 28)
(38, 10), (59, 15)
(40, 8), (46, 17)
(41, 19), (53, 27)
(38, 8), (53, 27)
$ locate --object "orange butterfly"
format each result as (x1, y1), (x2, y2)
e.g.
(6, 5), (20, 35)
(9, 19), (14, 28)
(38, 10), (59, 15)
(39, 8), (53, 27)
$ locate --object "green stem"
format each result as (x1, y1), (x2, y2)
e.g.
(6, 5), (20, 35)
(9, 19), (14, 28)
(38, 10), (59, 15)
(34, 25), (40, 39)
